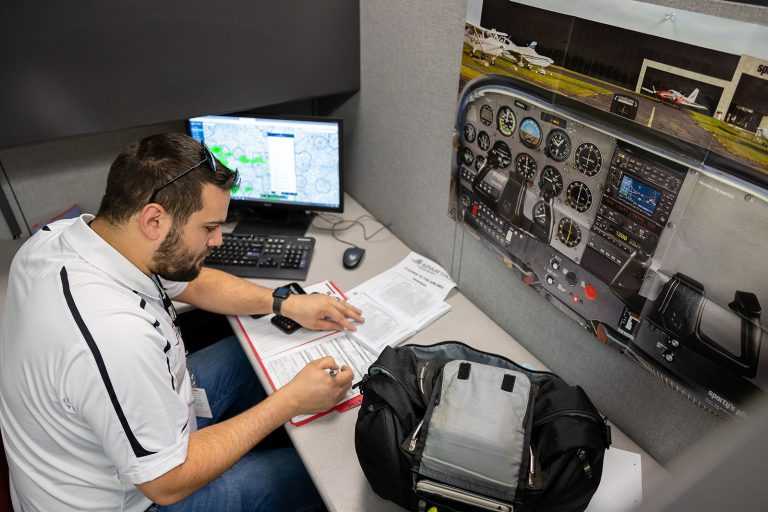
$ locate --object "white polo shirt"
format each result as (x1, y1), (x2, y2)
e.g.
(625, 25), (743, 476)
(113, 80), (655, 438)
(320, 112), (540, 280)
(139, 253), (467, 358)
(0, 215), (194, 512)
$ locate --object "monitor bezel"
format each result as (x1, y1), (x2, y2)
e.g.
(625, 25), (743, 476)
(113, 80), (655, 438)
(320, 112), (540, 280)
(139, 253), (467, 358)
(186, 113), (344, 214)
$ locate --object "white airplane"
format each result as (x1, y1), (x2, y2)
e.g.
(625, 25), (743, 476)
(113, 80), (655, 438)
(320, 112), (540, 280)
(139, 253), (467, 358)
(464, 22), (554, 70)
(464, 21), (508, 65)
(641, 85), (709, 111)
(504, 40), (554, 70)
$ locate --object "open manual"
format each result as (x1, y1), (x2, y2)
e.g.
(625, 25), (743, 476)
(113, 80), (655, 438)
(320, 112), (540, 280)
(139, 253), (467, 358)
(344, 251), (456, 354)
(233, 252), (456, 426)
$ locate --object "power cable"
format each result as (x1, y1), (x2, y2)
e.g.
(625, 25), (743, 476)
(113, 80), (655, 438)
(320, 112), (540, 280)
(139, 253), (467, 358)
(312, 213), (391, 247)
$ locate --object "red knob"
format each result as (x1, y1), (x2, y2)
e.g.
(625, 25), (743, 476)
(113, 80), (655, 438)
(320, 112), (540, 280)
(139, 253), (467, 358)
(584, 284), (598, 301)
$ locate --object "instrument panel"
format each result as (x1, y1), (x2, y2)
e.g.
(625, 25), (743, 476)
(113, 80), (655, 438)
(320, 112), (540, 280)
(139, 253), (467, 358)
(452, 79), (767, 416)
(459, 93), (617, 266)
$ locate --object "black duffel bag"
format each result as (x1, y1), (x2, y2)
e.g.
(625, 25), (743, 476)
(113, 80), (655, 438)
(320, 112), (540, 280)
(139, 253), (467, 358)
(354, 341), (611, 512)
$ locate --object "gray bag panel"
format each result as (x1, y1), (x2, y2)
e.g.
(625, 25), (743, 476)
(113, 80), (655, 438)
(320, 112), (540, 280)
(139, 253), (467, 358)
(418, 360), (532, 503)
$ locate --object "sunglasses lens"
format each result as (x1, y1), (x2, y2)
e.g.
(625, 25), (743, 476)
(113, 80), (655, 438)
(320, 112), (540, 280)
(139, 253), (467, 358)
(205, 148), (216, 173)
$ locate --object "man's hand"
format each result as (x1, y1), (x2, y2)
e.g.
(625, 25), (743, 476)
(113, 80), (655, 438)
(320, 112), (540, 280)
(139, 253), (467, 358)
(281, 357), (354, 415)
(282, 293), (364, 331)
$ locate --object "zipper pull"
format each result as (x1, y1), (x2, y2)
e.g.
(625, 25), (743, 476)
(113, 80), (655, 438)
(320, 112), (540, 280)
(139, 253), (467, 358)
(577, 449), (593, 480)
(528, 446), (535, 487)
(352, 374), (369, 391)
(418, 363), (428, 396)
(409, 419), (425, 452)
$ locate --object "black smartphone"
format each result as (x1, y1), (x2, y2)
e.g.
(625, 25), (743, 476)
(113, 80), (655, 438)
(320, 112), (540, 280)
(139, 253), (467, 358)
(271, 282), (306, 334)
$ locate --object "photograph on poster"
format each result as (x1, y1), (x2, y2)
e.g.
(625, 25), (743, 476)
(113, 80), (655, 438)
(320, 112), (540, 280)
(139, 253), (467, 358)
(452, 0), (768, 417)
(461, 0), (768, 175)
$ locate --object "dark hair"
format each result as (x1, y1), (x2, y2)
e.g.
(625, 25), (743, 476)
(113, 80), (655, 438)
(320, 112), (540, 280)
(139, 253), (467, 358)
(97, 133), (237, 225)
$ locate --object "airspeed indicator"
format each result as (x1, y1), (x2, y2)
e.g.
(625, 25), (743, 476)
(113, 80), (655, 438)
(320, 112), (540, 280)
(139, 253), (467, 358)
(497, 106), (517, 137)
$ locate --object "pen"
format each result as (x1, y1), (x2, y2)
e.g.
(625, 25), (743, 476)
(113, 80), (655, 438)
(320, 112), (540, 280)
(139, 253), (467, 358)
(328, 365), (347, 377)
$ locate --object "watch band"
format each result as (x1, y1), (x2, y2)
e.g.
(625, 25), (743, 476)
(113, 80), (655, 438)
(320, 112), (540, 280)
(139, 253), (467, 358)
(272, 295), (285, 316)
(272, 285), (292, 316)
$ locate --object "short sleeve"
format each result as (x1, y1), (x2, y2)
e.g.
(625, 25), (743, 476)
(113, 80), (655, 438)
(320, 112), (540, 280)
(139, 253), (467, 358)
(158, 277), (188, 299)
(64, 312), (191, 484)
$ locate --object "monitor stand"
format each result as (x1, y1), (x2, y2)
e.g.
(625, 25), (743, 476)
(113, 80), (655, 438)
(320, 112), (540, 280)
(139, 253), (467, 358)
(233, 209), (314, 237)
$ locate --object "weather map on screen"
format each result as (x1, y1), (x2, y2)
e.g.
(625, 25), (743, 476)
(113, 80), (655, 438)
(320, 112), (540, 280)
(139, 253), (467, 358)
(188, 115), (341, 209)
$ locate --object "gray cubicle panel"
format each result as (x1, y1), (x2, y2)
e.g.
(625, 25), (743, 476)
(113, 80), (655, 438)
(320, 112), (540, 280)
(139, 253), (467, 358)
(0, 0), (360, 149)
(331, 0), (768, 464)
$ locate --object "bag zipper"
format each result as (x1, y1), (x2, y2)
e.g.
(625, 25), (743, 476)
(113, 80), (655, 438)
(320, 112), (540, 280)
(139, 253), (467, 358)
(528, 446), (535, 487)
(365, 364), (424, 406)
(533, 409), (604, 428)
(418, 362), (429, 396)
(408, 418), (425, 452)
(403, 340), (560, 379)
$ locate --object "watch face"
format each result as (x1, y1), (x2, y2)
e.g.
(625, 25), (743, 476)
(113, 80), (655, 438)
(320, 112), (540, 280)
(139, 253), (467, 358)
(273, 286), (293, 299)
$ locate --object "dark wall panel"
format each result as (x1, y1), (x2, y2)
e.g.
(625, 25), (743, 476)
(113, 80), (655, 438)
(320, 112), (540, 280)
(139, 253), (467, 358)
(0, 1), (360, 149)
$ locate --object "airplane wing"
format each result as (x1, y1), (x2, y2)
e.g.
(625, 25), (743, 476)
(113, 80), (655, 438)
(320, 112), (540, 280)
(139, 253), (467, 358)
(503, 41), (553, 68)
(464, 21), (508, 37)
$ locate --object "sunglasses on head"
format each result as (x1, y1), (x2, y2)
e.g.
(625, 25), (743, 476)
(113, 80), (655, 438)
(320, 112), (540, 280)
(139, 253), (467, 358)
(147, 144), (222, 204)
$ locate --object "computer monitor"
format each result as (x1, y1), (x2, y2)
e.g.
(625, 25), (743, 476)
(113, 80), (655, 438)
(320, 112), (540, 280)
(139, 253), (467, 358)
(188, 114), (343, 236)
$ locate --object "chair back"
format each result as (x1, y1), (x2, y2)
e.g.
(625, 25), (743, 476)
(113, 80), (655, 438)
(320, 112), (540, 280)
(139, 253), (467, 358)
(0, 434), (11, 512)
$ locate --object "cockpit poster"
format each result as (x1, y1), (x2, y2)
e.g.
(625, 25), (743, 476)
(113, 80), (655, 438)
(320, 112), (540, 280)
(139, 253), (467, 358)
(452, 0), (768, 417)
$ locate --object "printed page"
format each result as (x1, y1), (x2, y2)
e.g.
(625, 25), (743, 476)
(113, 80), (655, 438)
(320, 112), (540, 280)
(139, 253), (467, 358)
(345, 290), (414, 354)
(391, 251), (457, 300)
(263, 333), (376, 424)
(345, 252), (455, 354)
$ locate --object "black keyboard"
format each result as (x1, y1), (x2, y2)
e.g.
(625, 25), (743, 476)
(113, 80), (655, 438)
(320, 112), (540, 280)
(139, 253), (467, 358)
(204, 233), (316, 280)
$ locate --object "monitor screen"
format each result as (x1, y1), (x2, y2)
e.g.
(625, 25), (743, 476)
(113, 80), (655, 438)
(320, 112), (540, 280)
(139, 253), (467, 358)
(617, 174), (662, 216)
(188, 115), (342, 211)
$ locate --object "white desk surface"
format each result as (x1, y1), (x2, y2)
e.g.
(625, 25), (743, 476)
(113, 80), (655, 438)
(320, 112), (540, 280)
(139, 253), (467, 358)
(226, 194), (665, 512)
(0, 196), (664, 511)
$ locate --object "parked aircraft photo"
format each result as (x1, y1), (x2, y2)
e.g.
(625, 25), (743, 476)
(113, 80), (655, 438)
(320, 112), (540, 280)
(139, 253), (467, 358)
(464, 22), (553, 71)
(641, 85), (709, 111)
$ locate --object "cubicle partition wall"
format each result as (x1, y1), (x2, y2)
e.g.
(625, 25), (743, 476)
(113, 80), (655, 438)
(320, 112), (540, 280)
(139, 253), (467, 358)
(336, 0), (768, 463)
(0, 0), (360, 240)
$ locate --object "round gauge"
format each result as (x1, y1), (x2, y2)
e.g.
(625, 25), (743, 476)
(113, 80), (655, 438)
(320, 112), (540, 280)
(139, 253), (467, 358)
(557, 217), (582, 248)
(538, 166), (563, 200)
(474, 155), (486, 171)
(519, 117), (543, 148)
(533, 201), (550, 227)
(477, 131), (491, 151)
(479, 104), (494, 126)
(545, 129), (572, 162)
(489, 141), (512, 169)
(460, 147), (474, 166)
(515, 152), (537, 181)
(575, 143), (602, 176)
(496, 106), (517, 137)
(566, 181), (593, 212)
(463, 123), (477, 143)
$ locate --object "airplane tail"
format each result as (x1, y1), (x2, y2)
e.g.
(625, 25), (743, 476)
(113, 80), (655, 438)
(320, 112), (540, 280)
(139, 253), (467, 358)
(687, 88), (700, 103)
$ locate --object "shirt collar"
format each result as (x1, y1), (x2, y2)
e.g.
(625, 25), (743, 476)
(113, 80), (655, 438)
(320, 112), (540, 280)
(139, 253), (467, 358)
(61, 214), (163, 300)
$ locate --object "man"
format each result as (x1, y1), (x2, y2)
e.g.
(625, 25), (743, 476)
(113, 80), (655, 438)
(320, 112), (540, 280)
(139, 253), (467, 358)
(0, 133), (364, 511)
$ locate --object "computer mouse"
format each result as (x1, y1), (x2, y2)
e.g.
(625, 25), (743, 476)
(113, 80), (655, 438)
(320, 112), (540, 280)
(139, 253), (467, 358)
(342, 247), (365, 269)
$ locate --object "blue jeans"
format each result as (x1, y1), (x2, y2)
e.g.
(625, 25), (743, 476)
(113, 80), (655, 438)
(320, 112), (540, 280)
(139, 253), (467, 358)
(154, 336), (325, 512)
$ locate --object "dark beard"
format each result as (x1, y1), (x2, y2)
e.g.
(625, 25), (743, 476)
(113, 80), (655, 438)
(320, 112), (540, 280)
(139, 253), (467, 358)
(150, 223), (206, 282)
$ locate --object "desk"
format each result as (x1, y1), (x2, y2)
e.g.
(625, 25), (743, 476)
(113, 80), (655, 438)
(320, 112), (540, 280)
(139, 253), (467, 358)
(0, 196), (663, 510)
(227, 194), (665, 512)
